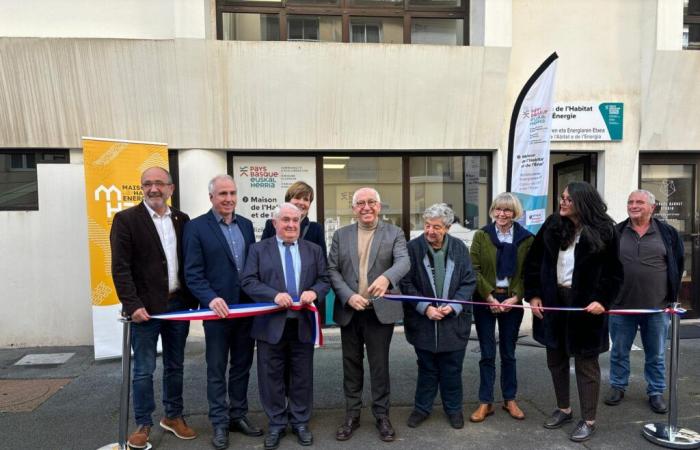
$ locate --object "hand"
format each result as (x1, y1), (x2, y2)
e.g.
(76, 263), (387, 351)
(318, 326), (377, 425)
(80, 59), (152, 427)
(274, 292), (294, 308)
(529, 297), (544, 319)
(299, 290), (317, 305)
(209, 297), (229, 319)
(425, 305), (446, 321)
(438, 305), (454, 316)
(500, 295), (519, 313)
(367, 275), (390, 298)
(486, 295), (503, 314)
(131, 307), (150, 323)
(584, 301), (605, 315)
(348, 294), (369, 311)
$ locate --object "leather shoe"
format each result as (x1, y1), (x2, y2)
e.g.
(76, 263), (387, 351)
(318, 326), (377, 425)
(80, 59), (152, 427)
(376, 416), (396, 442)
(335, 416), (360, 441)
(264, 430), (286, 450)
(469, 404), (494, 423)
(211, 427), (229, 450)
(502, 400), (525, 420)
(543, 409), (573, 429)
(293, 425), (313, 446)
(569, 420), (596, 442)
(649, 395), (668, 414)
(229, 416), (263, 437)
(604, 388), (624, 406)
(407, 410), (428, 428)
(447, 412), (464, 429)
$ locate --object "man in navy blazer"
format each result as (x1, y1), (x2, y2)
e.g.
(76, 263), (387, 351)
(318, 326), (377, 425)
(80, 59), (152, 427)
(183, 174), (261, 450)
(242, 203), (330, 450)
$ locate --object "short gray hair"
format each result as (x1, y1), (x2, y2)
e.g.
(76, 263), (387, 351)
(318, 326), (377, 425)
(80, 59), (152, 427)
(271, 202), (301, 220)
(423, 203), (455, 227)
(630, 189), (656, 206)
(141, 166), (173, 184)
(352, 187), (381, 206)
(208, 174), (236, 194)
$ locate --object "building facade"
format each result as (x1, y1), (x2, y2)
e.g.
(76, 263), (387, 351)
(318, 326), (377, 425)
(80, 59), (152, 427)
(1, 0), (699, 347)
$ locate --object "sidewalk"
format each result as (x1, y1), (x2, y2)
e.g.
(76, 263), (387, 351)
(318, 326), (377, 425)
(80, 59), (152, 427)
(1, 327), (699, 449)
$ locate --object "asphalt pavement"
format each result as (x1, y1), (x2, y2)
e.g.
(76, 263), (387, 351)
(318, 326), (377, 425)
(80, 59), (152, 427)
(2, 325), (700, 450)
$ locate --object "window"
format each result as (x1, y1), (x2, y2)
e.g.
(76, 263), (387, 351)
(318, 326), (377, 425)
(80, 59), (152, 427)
(217, 0), (468, 45)
(685, 0), (700, 50)
(0, 150), (69, 211)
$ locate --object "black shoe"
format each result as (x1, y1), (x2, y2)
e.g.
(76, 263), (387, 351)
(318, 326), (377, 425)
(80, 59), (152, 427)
(604, 388), (624, 406)
(543, 409), (573, 429)
(264, 430), (286, 450)
(211, 427), (229, 450)
(569, 420), (596, 442)
(649, 395), (668, 414)
(293, 425), (313, 446)
(447, 412), (464, 429)
(376, 417), (395, 442)
(335, 416), (360, 441)
(406, 410), (428, 428)
(229, 416), (264, 437)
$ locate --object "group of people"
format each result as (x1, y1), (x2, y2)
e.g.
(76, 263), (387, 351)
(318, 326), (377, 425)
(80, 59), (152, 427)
(110, 166), (683, 450)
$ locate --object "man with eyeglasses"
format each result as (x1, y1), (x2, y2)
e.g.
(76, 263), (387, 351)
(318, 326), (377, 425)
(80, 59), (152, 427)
(110, 166), (198, 449)
(329, 187), (410, 442)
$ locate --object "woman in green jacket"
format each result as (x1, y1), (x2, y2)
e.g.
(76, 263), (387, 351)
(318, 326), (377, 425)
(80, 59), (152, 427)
(469, 192), (533, 423)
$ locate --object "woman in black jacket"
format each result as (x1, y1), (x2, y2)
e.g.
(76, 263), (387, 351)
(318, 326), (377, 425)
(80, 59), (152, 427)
(524, 181), (623, 443)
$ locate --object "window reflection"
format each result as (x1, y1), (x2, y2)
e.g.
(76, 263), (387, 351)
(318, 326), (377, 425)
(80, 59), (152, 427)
(411, 18), (464, 45)
(288, 16), (342, 42)
(350, 18), (403, 44)
(222, 13), (280, 41)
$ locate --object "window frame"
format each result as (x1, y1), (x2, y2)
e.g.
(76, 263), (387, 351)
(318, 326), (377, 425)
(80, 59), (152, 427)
(0, 149), (70, 211)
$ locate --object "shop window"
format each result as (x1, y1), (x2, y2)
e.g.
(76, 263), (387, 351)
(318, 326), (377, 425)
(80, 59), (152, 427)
(685, 0), (700, 50)
(0, 150), (69, 211)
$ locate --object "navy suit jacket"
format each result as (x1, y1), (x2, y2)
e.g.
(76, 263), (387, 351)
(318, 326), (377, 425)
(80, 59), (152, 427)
(183, 210), (256, 308)
(241, 237), (330, 345)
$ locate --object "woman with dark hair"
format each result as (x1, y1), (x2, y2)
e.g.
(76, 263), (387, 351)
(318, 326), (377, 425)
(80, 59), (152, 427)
(469, 192), (533, 423)
(524, 181), (623, 443)
(262, 181), (326, 255)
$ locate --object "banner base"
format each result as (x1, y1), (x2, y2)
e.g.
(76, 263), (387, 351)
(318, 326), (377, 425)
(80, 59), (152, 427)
(642, 423), (700, 449)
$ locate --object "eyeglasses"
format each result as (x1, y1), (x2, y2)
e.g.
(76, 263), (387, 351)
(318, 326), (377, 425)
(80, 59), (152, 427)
(493, 208), (513, 215)
(354, 199), (379, 208)
(142, 181), (172, 189)
(559, 196), (573, 205)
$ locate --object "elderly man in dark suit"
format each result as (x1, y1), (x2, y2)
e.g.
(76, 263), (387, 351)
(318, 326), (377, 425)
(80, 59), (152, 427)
(183, 174), (261, 450)
(328, 187), (410, 442)
(241, 202), (329, 450)
(111, 166), (198, 449)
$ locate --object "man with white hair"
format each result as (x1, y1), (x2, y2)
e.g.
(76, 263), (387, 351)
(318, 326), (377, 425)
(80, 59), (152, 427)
(604, 189), (684, 414)
(329, 187), (410, 442)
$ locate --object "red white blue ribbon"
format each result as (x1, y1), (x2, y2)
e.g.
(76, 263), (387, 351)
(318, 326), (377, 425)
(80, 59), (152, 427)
(383, 294), (686, 316)
(152, 301), (323, 346)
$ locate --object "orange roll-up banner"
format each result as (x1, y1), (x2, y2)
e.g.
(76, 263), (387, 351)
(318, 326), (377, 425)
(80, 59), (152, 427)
(83, 137), (169, 359)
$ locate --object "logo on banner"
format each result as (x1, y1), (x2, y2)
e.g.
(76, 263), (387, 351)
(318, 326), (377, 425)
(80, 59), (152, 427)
(526, 209), (546, 226)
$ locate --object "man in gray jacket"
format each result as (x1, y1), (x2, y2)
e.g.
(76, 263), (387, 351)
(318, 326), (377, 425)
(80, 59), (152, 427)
(329, 187), (410, 443)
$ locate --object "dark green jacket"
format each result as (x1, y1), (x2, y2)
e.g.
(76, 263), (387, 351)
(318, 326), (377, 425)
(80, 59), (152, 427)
(469, 227), (533, 301)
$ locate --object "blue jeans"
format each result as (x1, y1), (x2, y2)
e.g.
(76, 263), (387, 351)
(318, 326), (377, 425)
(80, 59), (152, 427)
(473, 299), (524, 403)
(131, 295), (190, 426)
(413, 347), (466, 415)
(609, 313), (670, 396)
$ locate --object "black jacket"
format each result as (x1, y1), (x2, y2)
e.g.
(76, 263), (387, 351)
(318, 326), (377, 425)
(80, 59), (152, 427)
(524, 215), (623, 356)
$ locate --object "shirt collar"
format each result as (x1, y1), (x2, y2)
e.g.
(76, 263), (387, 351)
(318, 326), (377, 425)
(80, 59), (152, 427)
(276, 236), (298, 246)
(496, 225), (513, 237)
(143, 201), (171, 219)
(211, 209), (236, 225)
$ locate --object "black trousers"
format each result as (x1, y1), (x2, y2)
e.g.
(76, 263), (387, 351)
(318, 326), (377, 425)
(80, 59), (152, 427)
(257, 319), (314, 432)
(546, 347), (601, 421)
(340, 309), (395, 418)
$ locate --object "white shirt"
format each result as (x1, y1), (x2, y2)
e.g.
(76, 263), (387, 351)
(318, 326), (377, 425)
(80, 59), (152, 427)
(495, 226), (513, 288)
(144, 202), (180, 293)
(556, 232), (580, 287)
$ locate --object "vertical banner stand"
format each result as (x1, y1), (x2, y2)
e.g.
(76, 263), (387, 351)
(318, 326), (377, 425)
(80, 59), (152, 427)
(98, 318), (151, 450)
(642, 303), (700, 448)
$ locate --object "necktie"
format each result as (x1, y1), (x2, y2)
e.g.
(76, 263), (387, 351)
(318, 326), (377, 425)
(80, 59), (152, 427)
(284, 243), (298, 299)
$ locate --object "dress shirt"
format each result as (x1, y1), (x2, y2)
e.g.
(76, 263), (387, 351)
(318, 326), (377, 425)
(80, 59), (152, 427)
(212, 209), (246, 273)
(276, 237), (301, 294)
(556, 232), (580, 287)
(143, 202), (180, 293)
(495, 225), (513, 288)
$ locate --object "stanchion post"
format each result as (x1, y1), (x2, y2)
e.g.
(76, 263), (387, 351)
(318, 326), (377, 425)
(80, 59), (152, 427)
(118, 317), (132, 449)
(642, 303), (700, 448)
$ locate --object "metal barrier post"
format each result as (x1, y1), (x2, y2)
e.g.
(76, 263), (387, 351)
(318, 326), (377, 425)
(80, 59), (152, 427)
(642, 303), (700, 448)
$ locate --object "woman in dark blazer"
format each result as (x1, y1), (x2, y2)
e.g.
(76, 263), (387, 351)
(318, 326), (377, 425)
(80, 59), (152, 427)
(399, 203), (476, 430)
(469, 193), (533, 423)
(261, 181), (326, 256)
(524, 181), (623, 443)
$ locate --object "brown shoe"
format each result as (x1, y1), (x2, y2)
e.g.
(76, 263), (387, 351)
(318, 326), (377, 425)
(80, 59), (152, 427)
(127, 425), (151, 449)
(469, 404), (494, 423)
(502, 400), (525, 420)
(160, 417), (197, 440)
(335, 416), (360, 441)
